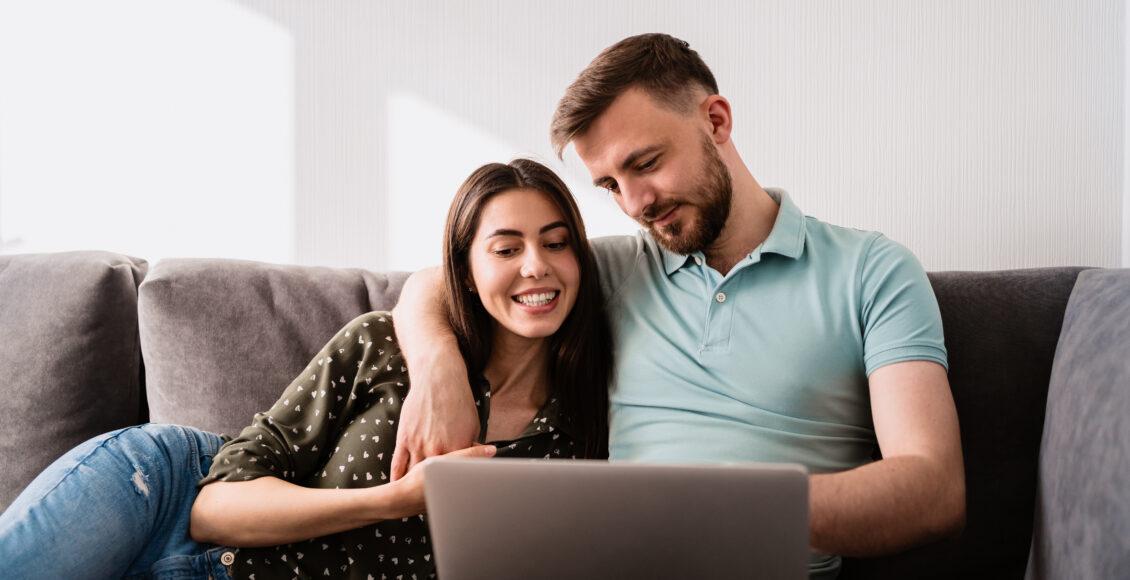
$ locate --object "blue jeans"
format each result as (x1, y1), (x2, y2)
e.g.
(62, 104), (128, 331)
(0, 424), (237, 579)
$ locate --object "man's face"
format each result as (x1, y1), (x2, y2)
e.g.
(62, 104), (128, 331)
(573, 87), (732, 255)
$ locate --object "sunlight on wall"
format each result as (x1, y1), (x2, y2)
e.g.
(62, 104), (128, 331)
(385, 92), (532, 271)
(0, 0), (294, 265)
(385, 92), (639, 271)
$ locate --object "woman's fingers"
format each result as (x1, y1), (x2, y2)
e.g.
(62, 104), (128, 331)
(446, 444), (497, 459)
(390, 445), (411, 481)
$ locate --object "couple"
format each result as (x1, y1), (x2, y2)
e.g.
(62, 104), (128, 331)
(0, 33), (964, 579)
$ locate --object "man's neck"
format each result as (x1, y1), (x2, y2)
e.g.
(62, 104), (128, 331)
(703, 161), (778, 275)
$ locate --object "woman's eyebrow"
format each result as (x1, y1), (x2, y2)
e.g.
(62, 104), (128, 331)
(486, 221), (568, 238)
(539, 221), (568, 234)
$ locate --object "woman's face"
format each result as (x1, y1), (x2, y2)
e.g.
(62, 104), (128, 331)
(468, 187), (581, 341)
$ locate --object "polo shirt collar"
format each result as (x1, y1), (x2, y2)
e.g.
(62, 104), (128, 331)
(659, 187), (807, 275)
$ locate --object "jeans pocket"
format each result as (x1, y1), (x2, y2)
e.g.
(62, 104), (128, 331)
(145, 554), (209, 579)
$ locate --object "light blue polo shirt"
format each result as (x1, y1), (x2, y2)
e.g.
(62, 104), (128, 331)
(592, 189), (948, 472)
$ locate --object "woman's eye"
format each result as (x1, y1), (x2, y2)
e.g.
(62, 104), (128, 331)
(492, 248), (517, 257)
(545, 242), (569, 251)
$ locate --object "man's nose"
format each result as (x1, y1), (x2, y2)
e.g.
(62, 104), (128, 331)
(520, 247), (550, 279)
(620, 182), (657, 221)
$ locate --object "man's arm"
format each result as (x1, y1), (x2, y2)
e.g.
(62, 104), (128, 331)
(809, 360), (965, 556)
(389, 267), (480, 480)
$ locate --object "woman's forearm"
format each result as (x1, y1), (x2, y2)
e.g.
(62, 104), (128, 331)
(190, 476), (405, 547)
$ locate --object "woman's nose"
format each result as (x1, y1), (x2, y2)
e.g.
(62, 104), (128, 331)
(520, 248), (550, 279)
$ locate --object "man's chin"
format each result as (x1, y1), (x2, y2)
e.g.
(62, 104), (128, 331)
(651, 228), (702, 255)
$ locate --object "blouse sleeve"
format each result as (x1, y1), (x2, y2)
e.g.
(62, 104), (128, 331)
(199, 311), (402, 486)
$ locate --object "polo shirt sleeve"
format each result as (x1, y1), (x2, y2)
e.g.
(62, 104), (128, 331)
(198, 311), (398, 486)
(859, 234), (949, 376)
(591, 234), (644, 303)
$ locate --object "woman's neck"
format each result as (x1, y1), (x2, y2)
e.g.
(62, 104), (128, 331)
(483, 329), (551, 410)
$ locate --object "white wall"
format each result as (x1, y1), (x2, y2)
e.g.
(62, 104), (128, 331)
(0, 0), (295, 265)
(0, 0), (1123, 271)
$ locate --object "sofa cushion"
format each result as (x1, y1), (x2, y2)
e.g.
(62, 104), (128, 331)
(841, 267), (1086, 579)
(1027, 269), (1130, 578)
(0, 251), (147, 511)
(138, 259), (408, 437)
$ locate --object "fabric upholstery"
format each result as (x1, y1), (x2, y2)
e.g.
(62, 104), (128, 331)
(1026, 269), (1130, 579)
(841, 267), (1086, 579)
(138, 258), (408, 438)
(0, 251), (147, 510)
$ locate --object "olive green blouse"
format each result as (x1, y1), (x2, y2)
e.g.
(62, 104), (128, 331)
(199, 311), (584, 579)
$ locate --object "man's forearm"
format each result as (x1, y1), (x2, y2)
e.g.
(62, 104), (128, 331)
(392, 267), (463, 372)
(389, 267), (480, 479)
(809, 454), (965, 556)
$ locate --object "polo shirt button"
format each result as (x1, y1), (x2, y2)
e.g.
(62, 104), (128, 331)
(220, 551), (236, 566)
(694, 256), (703, 265)
(715, 292), (727, 303)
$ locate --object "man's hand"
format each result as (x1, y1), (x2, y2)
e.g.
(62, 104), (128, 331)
(391, 371), (481, 480)
(389, 267), (481, 481)
(386, 444), (497, 518)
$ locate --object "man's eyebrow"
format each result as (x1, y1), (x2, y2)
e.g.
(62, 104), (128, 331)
(486, 221), (568, 238)
(591, 145), (664, 187)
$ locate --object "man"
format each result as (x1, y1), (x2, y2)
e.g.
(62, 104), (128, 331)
(391, 33), (964, 577)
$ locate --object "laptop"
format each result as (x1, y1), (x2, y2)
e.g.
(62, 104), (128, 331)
(424, 459), (809, 580)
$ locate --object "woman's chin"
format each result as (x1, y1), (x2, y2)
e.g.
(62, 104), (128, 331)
(496, 318), (565, 341)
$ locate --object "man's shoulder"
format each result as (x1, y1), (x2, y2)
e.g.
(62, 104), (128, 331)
(591, 232), (648, 256)
(590, 232), (653, 303)
(801, 215), (886, 260)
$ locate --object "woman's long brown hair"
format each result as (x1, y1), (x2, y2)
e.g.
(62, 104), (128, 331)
(442, 159), (611, 458)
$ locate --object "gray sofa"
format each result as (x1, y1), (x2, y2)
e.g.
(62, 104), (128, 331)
(0, 251), (1126, 579)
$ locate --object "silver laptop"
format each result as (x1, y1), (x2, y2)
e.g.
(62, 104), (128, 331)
(424, 459), (809, 580)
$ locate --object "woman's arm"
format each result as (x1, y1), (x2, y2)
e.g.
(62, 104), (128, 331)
(191, 443), (496, 547)
(389, 267), (481, 480)
(190, 312), (401, 543)
(190, 476), (400, 547)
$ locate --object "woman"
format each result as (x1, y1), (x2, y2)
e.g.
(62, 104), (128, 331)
(0, 159), (611, 579)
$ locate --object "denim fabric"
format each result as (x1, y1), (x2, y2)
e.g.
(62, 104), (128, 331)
(0, 424), (235, 580)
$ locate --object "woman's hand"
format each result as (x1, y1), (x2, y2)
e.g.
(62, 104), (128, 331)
(385, 444), (497, 519)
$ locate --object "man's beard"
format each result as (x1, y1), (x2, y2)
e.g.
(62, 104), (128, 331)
(643, 135), (733, 255)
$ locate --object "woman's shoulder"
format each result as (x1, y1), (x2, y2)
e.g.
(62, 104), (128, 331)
(336, 311), (400, 347)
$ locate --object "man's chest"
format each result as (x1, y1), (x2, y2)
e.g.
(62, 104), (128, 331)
(608, 269), (870, 423)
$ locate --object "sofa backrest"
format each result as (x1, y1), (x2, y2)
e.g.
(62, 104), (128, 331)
(138, 258), (409, 438)
(841, 267), (1087, 580)
(0, 251), (148, 511)
(2, 250), (1108, 576)
(1026, 269), (1130, 578)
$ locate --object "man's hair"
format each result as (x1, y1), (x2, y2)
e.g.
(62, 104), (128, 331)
(550, 33), (719, 158)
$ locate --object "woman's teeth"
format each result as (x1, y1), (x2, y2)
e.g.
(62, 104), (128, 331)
(515, 291), (558, 307)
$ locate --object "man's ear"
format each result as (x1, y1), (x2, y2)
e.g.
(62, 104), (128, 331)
(703, 95), (733, 145)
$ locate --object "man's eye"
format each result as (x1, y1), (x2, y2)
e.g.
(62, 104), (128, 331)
(638, 158), (657, 171)
(605, 182), (620, 195)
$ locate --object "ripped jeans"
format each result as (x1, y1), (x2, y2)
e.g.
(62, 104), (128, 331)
(0, 424), (237, 579)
